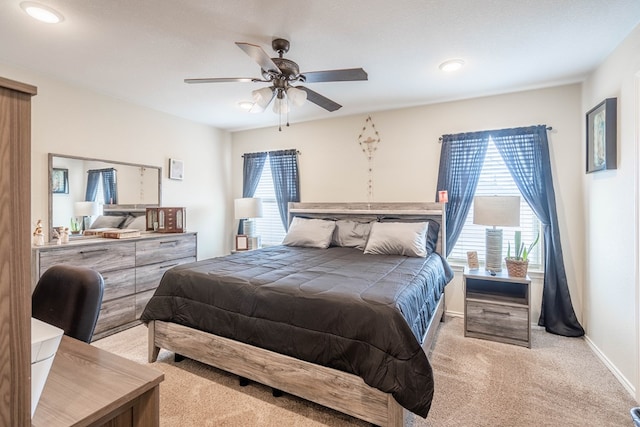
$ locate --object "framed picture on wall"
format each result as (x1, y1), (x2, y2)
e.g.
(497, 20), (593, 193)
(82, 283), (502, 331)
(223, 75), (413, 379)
(169, 158), (184, 180)
(51, 168), (69, 194)
(586, 98), (617, 173)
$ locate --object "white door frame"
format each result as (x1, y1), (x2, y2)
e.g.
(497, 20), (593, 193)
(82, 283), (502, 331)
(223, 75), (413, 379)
(635, 71), (640, 404)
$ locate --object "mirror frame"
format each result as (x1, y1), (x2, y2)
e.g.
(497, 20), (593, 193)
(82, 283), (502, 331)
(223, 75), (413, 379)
(48, 153), (162, 238)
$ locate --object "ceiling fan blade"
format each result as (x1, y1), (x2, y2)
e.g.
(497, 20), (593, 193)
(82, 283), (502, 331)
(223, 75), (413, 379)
(184, 77), (258, 84)
(296, 86), (342, 112)
(235, 42), (280, 74)
(301, 68), (368, 83)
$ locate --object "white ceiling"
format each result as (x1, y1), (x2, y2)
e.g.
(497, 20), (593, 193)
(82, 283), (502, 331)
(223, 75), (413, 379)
(1, 0), (639, 132)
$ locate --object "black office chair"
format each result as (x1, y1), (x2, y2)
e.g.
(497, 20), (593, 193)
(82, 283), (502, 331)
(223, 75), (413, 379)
(32, 265), (105, 343)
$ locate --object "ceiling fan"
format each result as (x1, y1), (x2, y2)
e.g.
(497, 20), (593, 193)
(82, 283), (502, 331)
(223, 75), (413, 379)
(184, 38), (368, 126)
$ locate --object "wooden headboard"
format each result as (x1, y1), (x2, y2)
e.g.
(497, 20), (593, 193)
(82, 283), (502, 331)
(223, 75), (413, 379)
(287, 202), (447, 256)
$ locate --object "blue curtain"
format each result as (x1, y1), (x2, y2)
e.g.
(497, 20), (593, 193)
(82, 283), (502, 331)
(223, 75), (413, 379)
(435, 132), (490, 256)
(239, 152), (267, 234)
(491, 125), (584, 337)
(101, 168), (118, 204)
(85, 170), (101, 201)
(269, 149), (300, 230)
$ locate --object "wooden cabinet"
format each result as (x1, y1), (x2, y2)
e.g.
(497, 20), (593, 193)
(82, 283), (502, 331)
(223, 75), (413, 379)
(33, 232), (197, 340)
(463, 267), (531, 348)
(0, 76), (37, 426)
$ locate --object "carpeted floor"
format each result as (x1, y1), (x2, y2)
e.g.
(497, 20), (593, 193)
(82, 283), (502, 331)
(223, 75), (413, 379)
(93, 317), (637, 426)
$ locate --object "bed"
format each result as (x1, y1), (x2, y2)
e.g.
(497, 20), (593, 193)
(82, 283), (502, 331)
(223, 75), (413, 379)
(141, 202), (453, 426)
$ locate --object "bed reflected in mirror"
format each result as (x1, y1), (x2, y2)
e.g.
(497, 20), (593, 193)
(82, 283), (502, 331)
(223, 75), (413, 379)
(48, 153), (162, 240)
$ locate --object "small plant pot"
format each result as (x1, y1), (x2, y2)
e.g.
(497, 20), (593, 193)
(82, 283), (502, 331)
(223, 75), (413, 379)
(505, 258), (529, 278)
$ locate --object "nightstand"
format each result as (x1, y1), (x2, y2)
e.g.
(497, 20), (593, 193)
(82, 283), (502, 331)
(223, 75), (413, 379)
(463, 267), (531, 348)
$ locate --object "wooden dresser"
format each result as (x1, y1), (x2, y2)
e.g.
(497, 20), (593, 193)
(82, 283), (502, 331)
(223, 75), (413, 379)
(32, 232), (197, 340)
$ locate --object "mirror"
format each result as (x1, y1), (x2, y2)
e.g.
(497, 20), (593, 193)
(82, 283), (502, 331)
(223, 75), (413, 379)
(48, 153), (162, 239)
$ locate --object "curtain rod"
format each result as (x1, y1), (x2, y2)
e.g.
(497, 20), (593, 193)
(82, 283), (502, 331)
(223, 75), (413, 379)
(438, 126), (553, 142)
(241, 149), (301, 157)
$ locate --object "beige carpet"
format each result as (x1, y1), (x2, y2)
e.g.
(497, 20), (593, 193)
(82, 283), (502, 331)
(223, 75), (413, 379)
(93, 317), (637, 426)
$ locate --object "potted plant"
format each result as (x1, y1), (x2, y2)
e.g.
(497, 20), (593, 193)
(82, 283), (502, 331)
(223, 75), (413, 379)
(505, 231), (539, 277)
(70, 218), (82, 235)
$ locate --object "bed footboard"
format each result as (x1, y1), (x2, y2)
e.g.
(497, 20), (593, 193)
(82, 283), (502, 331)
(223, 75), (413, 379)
(149, 320), (404, 427)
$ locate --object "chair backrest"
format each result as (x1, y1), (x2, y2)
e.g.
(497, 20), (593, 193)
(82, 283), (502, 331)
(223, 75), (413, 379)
(32, 265), (105, 343)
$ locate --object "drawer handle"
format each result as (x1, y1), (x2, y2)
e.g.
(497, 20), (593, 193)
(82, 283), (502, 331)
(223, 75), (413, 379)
(160, 240), (178, 245)
(80, 248), (108, 255)
(160, 263), (179, 269)
(482, 309), (511, 317)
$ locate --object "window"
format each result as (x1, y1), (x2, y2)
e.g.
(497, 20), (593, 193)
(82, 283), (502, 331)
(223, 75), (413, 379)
(253, 156), (286, 245)
(449, 139), (543, 269)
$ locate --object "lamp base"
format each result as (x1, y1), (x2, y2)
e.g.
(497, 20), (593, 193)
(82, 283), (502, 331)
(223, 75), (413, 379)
(485, 228), (503, 272)
(243, 219), (256, 238)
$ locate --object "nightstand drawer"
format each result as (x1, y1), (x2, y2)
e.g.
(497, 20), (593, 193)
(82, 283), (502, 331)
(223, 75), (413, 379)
(466, 300), (528, 342)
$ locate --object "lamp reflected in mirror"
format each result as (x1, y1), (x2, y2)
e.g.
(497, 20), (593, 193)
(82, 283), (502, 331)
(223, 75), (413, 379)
(74, 201), (102, 233)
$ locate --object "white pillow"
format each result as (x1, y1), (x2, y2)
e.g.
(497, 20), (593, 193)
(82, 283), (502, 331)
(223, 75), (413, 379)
(331, 220), (372, 250)
(282, 217), (336, 249)
(89, 215), (125, 229)
(363, 221), (429, 257)
(124, 215), (147, 230)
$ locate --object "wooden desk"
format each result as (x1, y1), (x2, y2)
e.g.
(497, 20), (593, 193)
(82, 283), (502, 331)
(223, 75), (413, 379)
(32, 335), (164, 426)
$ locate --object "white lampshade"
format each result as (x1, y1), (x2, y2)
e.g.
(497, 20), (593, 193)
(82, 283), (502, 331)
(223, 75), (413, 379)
(272, 96), (289, 114)
(234, 198), (263, 220)
(74, 201), (102, 217)
(252, 87), (274, 110)
(473, 196), (520, 227)
(287, 87), (307, 107)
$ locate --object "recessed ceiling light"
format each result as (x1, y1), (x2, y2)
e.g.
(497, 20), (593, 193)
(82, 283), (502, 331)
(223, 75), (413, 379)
(439, 59), (465, 72)
(20, 2), (64, 24)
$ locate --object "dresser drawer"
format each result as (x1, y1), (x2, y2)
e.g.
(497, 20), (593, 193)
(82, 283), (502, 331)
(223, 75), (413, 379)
(135, 256), (196, 293)
(101, 267), (136, 302)
(39, 242), (136, 275)
(94, 295), (136, 335)
(136, 234), (196, 265)
(466, 300), (528, 342)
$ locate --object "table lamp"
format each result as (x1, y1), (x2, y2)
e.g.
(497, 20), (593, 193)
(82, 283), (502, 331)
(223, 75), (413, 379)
(234, 197), (263, 248)
(473, 196), (520, 272)
(74, 201), (102, 233)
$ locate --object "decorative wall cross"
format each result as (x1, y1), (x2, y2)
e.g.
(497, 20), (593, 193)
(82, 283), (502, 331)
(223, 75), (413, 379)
(357, 116), (381, 205)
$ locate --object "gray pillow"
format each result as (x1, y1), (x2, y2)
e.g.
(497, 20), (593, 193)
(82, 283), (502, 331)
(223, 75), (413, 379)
(363, 221), (429, 257)
(331, 220), (372, 250)
(282, 217), (336, 249)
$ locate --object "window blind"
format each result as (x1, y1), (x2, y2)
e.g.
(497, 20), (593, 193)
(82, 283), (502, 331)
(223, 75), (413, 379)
(253, 156), (286, 245)
(449, 140), (543, 269)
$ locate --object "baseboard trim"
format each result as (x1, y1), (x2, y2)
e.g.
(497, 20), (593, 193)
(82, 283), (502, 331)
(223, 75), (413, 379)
(444, 310), (463, 318)
(584, 334), (636, 399)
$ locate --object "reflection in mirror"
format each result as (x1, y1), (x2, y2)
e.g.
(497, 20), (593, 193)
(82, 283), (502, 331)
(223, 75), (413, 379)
(48, 153), (161, 240)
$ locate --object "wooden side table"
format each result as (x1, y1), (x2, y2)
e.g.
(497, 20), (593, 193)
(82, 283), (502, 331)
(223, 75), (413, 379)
(32, 335), (164, 426)
(463, 267), (531, 348)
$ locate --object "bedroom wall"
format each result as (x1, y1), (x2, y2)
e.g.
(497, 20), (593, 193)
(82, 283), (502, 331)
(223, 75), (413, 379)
(0, 63), (232, 261)
(230, 83), (584, 331)
(582, 23), (640, 398)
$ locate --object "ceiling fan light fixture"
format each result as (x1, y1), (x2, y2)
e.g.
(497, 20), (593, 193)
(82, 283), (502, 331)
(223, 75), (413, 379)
(252, 87), (274, 109)
(20, 1), (64, 23)
(272, 97), (289, 114)
(287, 87), (307, 107)
(439, 58), (465, 72)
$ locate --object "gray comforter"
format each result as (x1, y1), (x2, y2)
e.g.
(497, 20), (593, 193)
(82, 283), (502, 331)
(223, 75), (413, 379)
(141, 245), (453, 417)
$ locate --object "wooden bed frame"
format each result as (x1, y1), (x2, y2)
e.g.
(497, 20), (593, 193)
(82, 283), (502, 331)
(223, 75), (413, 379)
(148, 202), (447, 427)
